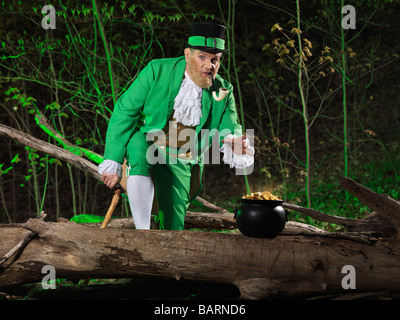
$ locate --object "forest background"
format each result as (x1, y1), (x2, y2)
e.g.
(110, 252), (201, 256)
(0, 0), (399, 230)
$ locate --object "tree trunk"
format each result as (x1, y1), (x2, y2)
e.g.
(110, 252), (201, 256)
(1, 217), (399, 299)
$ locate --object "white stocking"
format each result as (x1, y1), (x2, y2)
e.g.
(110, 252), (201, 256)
(126, 175), (154, 230)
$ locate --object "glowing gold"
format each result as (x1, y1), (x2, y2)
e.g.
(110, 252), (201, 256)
(242, 191), (282, 200)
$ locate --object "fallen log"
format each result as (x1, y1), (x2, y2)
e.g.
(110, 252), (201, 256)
(2, 123), (400, 299)
(79, 211), (237, 230)
(340, 177), (400, 234)
(1, 217), (399, 299)
(83, 213), (325, 236)
(282, 202), (396, 235)
(0, 123), (104, 188)
(0, 212), (46, 267)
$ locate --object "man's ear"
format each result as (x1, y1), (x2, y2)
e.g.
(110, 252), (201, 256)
(184, 48), (191, 61)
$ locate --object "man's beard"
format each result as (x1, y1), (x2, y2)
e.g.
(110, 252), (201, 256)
(186, 59), (212, 89)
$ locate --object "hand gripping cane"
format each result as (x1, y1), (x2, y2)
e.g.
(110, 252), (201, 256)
(101, 161), (127, 229)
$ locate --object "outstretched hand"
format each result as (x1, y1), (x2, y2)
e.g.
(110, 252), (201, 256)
(221, 135), (254, 156)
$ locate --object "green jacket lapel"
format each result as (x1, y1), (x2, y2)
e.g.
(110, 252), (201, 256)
(167, 57), (187, 117)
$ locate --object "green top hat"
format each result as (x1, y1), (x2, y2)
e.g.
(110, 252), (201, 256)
(186, 22), (228, 53)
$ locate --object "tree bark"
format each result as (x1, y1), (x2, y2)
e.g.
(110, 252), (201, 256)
(282, 202), (396, 234)
(340, 177), (400, 234)
(1, 217), (399, 299)
(0, 123), (104, 188)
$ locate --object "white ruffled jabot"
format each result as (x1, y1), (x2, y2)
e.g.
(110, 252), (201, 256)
(172, 71), (203, 126)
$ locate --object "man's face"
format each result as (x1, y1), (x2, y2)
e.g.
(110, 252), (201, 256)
(184, 48), (222, 88)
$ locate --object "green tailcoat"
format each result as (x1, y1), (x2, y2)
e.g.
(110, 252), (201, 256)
(103, 55), (242, 164)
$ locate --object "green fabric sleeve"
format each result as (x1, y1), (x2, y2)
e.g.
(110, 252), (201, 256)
(103, 62), (155, 163)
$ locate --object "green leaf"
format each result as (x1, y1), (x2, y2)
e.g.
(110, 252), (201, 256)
(11, 153), (21, 163)
(5, 88), (20, 96)
(0, 164), (11, 175)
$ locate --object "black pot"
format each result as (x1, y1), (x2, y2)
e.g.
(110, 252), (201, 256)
(234, 199), (287, 238)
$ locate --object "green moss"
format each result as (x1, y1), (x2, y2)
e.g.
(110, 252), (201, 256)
(70, 214), (106, 224)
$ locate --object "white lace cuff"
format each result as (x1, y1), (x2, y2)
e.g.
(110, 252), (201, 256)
(220, 134), (255, 169)
(98, 159), (122, 177)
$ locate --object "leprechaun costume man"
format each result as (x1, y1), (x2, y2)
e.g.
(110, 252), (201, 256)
(98, 22), (254, 230)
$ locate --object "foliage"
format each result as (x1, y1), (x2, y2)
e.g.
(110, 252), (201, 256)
(0, 0), (399, 225)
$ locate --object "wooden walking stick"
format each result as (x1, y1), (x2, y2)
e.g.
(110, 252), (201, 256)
(101, 186), (122, 229)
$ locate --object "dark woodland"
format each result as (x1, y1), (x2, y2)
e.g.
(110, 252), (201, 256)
(1, 0), (400, 302)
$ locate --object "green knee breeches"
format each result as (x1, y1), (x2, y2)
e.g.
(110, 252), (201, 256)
(125, 130), (203, 230)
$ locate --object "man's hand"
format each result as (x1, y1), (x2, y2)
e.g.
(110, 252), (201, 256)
(102, 173), (121, 189)
(221, 135), (254, 156)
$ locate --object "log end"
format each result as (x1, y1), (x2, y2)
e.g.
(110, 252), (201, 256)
(235, 278), (282, 300)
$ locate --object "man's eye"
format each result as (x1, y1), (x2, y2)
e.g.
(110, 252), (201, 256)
(199, 55), (205, 60)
